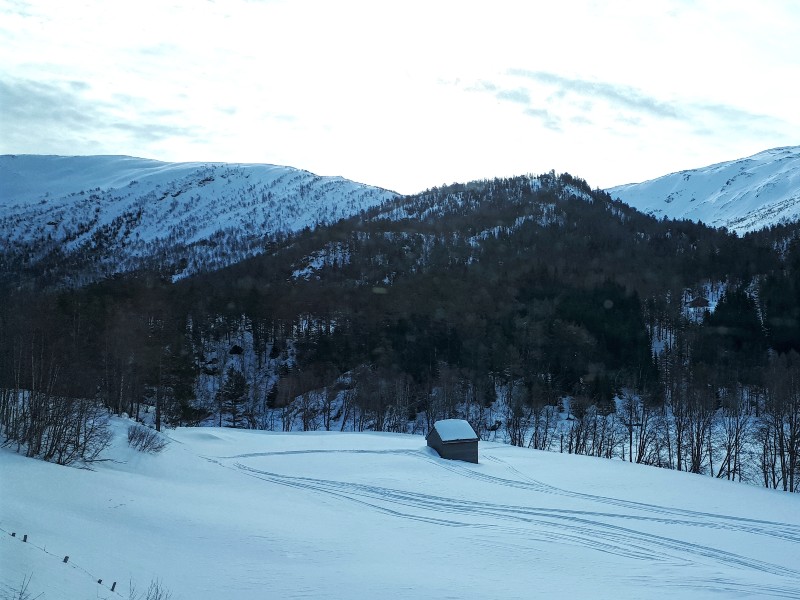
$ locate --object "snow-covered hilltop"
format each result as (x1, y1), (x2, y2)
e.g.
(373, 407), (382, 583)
(0, 155), (397, 283)
(607, 146), (800, 234)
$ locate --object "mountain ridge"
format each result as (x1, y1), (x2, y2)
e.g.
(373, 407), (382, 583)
(2, 147), (799, 289)
(607, 146), (800, 234)
(0, 154), (396, 206)
(0, 155), (398, 285)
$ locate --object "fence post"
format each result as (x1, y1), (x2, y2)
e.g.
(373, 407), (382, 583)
(63, 556), (69, 563)
(111, 582), (117, 592)
(23, 534), (27, 542)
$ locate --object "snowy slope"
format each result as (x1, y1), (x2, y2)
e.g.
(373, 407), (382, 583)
(2, 419), (800, 600)
(0, 155), (397, 280)
(607, 146), (800, 234)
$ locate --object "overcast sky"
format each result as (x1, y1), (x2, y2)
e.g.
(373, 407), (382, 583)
(1, 0), (798, 194)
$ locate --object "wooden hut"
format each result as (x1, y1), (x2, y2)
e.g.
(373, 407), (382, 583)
(687, 296), (710, 309)
(426, 419), (479, 463)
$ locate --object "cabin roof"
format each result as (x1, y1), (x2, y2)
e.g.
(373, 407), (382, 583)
(433, 419), (478, 442)
(687, 296), (710, 308)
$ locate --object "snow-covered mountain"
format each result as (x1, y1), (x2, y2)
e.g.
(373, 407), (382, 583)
(0, 155), (397, 283)
(6, 149), (800, 287)
(607, 146), (800, 234)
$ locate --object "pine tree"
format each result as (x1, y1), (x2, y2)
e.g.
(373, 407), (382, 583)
(217, 367), (248, 428)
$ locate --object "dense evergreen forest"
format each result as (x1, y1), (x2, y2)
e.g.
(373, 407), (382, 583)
(2, 172), (799, 491)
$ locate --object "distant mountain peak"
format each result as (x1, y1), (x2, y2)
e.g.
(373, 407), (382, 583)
(0, 155), (398, 285)
(607, 146), (800, 233)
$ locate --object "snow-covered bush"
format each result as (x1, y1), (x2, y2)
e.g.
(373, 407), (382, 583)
(127, 424), (168, 454)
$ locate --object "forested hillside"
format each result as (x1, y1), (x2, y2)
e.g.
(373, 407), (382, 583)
(2, 171), (799, 491)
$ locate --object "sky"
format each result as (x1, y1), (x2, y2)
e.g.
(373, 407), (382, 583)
(1, 0), (799, 195)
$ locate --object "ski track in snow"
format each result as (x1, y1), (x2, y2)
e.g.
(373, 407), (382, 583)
(198, 446), (800, 598)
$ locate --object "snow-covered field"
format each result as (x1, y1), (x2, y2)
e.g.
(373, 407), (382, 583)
(2, 419), (800, 599)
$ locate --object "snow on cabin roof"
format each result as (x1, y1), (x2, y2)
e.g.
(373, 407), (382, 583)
(433, 419), (478, 442)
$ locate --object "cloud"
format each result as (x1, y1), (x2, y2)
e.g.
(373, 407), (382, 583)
(495, 88), (530, 105)
(0, 78), (97, 131)
(270, 113), (297, 123)
(465, 80), (498, 93)
(109, 120), (199, 143)
(570, 115), (593, 126)
(0, 76), (201, 153)
(690, 102), (784, 135)
(464, 72), (678, 131)
(499, 69), (788, 141)
(68, 80), (91, 92)
(0, 0), (37, 19)
(137, 43), (181, 57)
(507, 69), (680, 119)
(523, 108), (561, 131)
(467, 81), (552, 127)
